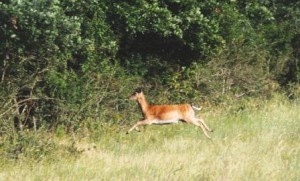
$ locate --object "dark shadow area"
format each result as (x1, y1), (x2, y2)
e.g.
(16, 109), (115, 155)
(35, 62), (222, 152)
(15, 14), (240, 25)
(118, 33), (202, 68)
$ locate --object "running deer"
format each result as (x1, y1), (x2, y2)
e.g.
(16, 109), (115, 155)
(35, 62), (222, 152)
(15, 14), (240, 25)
(127, 88), (213, 138)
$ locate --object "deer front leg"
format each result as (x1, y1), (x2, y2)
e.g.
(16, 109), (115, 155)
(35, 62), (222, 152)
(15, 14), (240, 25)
(127, 119), (149, 134)
(127, 124), (138, 134)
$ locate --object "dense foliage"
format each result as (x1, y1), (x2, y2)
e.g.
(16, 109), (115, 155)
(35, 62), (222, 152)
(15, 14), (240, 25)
(0, 0), (299, 138)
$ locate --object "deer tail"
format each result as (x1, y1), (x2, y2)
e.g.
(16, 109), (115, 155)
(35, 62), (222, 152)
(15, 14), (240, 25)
(191, 105), (202, 111)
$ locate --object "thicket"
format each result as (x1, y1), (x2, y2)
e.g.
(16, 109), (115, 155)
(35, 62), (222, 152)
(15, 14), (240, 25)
(0, 0), (299, 159)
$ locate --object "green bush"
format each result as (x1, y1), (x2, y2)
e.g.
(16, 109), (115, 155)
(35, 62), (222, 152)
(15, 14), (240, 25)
(0, 0), (299, 138)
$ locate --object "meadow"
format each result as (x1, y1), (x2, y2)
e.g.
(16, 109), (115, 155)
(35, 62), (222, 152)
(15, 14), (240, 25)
(0, 95), (299, 181)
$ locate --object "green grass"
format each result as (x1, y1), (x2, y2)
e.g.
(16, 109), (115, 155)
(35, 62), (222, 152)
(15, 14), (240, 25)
(0, 96), (299, 180)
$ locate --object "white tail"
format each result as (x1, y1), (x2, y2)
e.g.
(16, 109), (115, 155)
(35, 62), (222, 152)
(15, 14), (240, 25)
(127, 89), (213, 138)
(192, 105), (202, 111)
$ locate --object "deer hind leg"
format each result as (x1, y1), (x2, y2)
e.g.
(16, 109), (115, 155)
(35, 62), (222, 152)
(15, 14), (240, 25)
(197, 118), (213, 132)
(127, 119), (150, 134)
(185, 118), (211, 139)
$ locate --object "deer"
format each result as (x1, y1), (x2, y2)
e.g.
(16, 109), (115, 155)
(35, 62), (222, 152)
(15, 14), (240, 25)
(127, 88), (213, 138)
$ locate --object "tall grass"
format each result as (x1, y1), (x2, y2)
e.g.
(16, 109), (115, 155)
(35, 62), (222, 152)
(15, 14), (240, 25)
(0, 95), (299, 180)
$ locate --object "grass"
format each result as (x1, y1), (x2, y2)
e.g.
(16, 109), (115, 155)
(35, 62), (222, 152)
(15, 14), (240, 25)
(0, 96), (299, 180)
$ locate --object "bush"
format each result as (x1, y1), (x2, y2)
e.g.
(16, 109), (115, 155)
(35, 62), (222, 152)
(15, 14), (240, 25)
(0, 131), (56, 161)
(0, 0), (299, 138)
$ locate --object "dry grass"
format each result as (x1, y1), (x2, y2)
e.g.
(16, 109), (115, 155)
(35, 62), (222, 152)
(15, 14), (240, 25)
(0, 96), (299, 180)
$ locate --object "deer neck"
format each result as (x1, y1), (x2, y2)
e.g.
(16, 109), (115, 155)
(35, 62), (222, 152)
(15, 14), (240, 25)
(137, 95), (149, 116)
